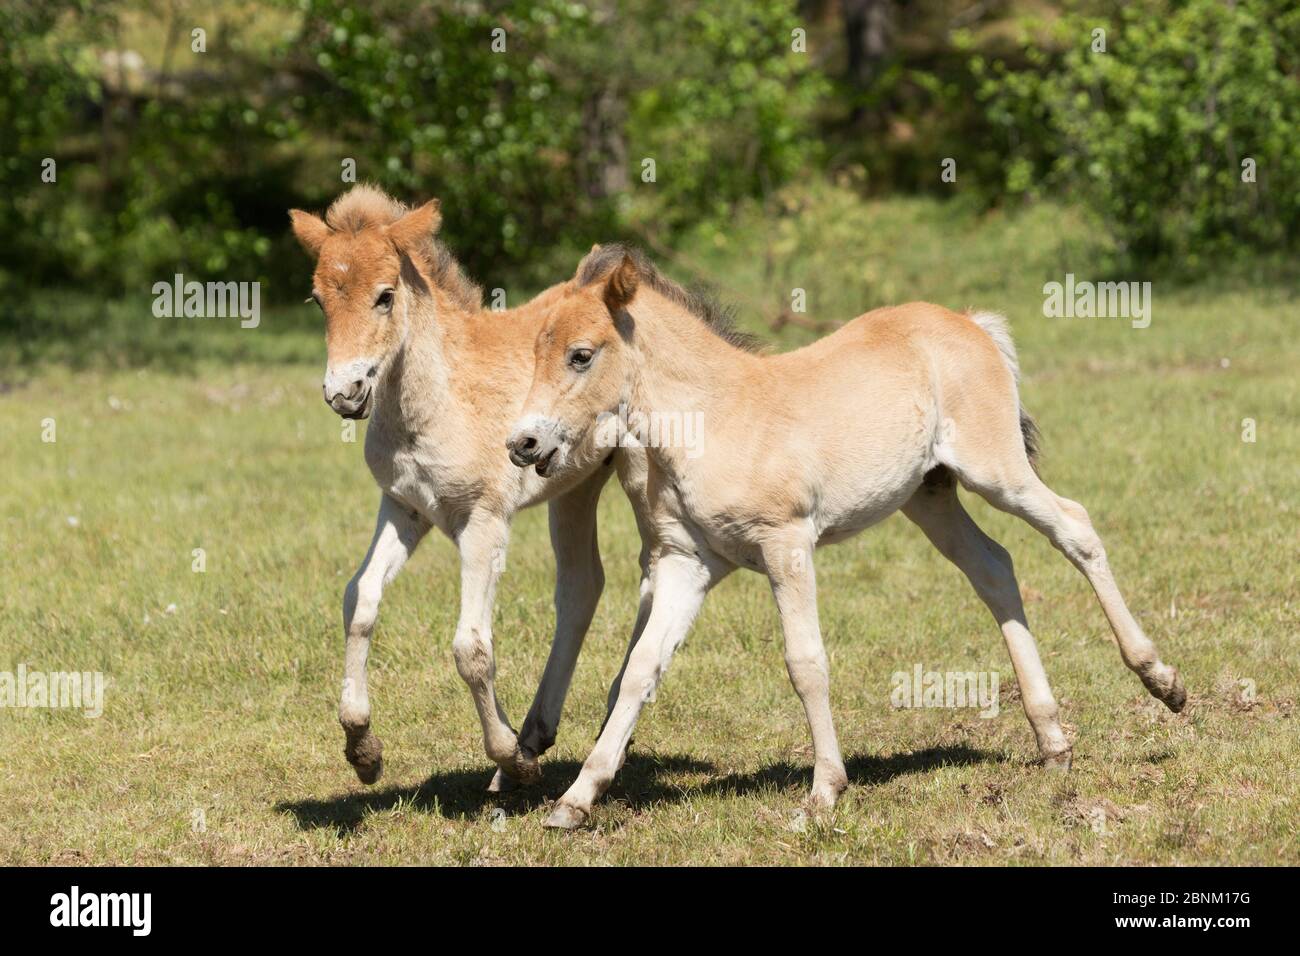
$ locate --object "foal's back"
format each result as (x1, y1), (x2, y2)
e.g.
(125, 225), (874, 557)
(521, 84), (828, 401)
(754, 302), (1014, 474)
(771, 301), (1009, 387)
(693, 303), (1015, 543)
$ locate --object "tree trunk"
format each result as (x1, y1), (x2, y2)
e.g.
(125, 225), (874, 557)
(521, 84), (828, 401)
(580, 85), (628, 200)
(843, 0), (891, 121)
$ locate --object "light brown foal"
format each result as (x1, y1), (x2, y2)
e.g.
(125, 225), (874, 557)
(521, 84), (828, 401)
(289, 189), (656, 791)
(507, 245), (1186, 828)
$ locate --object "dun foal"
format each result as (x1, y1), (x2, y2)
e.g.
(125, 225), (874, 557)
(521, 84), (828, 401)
(289, 189), (653, 790)
(508, 245), (1186, 828)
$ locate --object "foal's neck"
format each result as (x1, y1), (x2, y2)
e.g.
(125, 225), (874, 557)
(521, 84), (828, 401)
(374, 287), (467, 435)
(629, 288), (756, 471)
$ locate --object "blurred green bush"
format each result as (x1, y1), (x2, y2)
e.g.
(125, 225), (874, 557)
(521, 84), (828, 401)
(974, 0), (1300, 263)
(0, 0), (824, 298)
(1, 0), (1296, 305)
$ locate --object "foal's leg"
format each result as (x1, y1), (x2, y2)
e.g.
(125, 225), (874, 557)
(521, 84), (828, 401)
(902, 476), (1073, 767)
(600, 545), (656, 729)
(953, 441), (1186, 712)
(602, 508), (659, 729)
(976, 470), (1186, 711)
(599, 451), (661, 727)
(504, 466), (611, 782)
(452, 509), (537, 783)
(544, 552), (723, 829)
(341, 494), (430, 783)
(763, 534), (848, 808)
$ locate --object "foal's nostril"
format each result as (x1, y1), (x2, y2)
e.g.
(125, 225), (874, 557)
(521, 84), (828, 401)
(507, 433), (540, 466)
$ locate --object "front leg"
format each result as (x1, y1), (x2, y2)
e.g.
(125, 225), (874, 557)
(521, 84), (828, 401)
(514, 466), (612, 763)
(545, 552), (725, 829)
(599, 541), (657, 735)
(340, 494), (430, 783)
(452, 509), (538, 783)
(601, 482), (660, 730)
(763, 534), (847, 810)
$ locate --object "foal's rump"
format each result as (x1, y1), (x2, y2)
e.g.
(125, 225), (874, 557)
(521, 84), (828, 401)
(840, 302), (1038, 489)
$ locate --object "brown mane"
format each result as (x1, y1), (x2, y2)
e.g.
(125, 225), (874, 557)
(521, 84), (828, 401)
(325, 184), (483, 311)
(577, 243), (761, 353)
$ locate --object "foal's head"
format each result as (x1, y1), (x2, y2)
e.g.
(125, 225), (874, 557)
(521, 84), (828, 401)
(507, 249), (640, 477)
(289, 185), (469, 419)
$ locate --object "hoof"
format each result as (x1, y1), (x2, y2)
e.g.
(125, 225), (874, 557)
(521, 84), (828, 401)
(806, 790), (842, 812)
(543, 802), (589, 830)
(502, 746), (543, 786)
(1142, 664), (1187, 713)
(353, 756), (383, 785)
(1041, 748), (1073, 772)
(486, 768), (519, 794)
(806, 774), (848, 812)
(345, 730), (384, 785)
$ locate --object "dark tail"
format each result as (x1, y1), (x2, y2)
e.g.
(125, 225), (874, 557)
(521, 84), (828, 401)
(1020, 408), (1042, 474)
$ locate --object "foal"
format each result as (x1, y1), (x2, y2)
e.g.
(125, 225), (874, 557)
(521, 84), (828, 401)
(507, 245), (1186, 828)
(289, 188), (653, 789)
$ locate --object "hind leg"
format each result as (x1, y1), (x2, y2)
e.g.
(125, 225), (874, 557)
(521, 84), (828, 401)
(903, 475), (1073, 767)
(957, 459), (1185, 713)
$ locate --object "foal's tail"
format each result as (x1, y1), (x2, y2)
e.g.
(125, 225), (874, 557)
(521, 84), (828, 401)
(967, 310), (1041, 473)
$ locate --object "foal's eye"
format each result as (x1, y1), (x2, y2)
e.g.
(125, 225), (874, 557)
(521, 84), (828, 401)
(307, 291), (322, 309)
(375, 289), (395, 312)
(569, 347), (595, 370)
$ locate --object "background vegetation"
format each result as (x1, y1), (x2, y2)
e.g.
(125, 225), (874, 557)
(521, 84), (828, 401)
(2, 0), (1297, 302)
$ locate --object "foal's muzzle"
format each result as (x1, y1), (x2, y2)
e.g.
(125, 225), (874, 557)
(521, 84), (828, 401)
(506, 421), (561, 476)
(323, 364), (376, 419)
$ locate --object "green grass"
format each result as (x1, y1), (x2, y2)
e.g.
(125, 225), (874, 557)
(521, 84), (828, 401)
(1, 189), (1296, 865)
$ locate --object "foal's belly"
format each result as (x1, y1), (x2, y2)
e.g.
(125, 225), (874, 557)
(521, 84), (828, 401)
(807, 405), (935, 545)
(813, 472), (923, 546)
(687, 466), (925, 572)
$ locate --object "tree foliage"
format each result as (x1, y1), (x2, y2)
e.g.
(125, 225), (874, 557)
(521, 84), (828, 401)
(974, 0), (1300, 262)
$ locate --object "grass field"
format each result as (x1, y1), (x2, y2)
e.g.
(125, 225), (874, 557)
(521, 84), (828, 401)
(1, 189), (1296, 865)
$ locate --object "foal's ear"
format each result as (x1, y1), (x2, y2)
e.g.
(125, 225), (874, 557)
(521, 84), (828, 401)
(603, 253), (639, 315)
(289, 210), (331, 257)
(387, 199), (442, 251)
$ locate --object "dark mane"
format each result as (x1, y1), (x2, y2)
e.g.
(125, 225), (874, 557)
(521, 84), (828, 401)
(576, 243), (761, 353)
(324, 184), (483, 311)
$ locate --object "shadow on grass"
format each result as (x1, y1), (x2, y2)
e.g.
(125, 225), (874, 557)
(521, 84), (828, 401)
(277, 743), (1000, 836)
(705, 743), (1005, 798)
